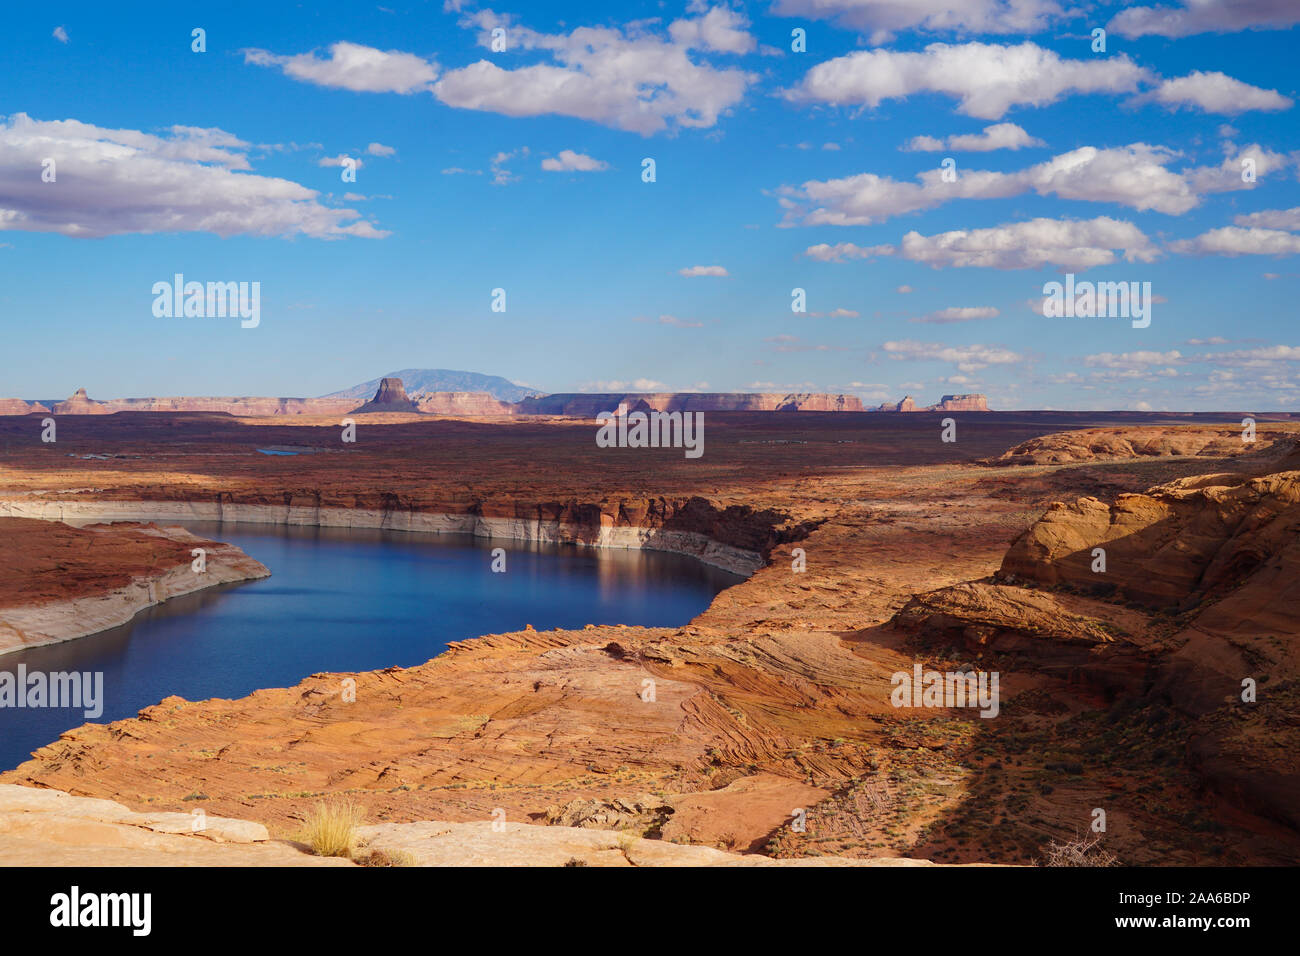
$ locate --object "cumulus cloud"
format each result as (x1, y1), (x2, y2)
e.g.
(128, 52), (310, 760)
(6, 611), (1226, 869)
(910, 306), (999, 324)
(883, 339), (1023, 372)
(903, 122), (1044, 152)
(784, 42), (1149, 120)
(432, 9), (756, 135)
(803, 242), (895, 261)
(679, 264), (729, 277)
(366, 142), (396, 156)
(770, 0), (1063, 43)
(244, 41), (439, 94)
(667, 5), (757, 54)
(0, 113), (385, 239)
(778, 142), (1281, 227)
(1109, 0), (1300, 38)
(1234, 207), (1300, 230)
(540, 149), (609, 172)
(1142, 71), (1292, 115)
(1169, 227), (1300, 256)
(900, 216), (1160, 271)
(53, 26), (69, 44)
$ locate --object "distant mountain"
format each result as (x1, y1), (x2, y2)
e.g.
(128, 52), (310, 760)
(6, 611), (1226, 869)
(322, 369), (540, 404)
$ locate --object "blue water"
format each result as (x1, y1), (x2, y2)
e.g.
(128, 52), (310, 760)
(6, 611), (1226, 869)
(0, 521), (742, 771)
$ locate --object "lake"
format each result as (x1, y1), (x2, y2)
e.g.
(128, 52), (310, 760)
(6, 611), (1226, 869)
(0, 521), (743, 771)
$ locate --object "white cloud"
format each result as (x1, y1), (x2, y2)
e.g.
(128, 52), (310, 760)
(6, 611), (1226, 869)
(770, 0), (1063, 43)
(1170, 227), (1300, 257)
(903, 122), (1044, 152)
(883, 339), (1023, 372)
(489, 147), (529, 185)
(667, 5), (757, 54)
(1085, 350), (1184, 369)
(0, 113), (385, 239)
(654, 314), (703, 327)
(828, 307), (859, 317)
(432, 10), (756, 135)
(588, 378), (671, 391)
(1234, 207), (1300, 230)
(911, 306), (999, 323)
(1143, 71), (1292, 115)
(366, 142), (396, 156)
(244, 41), (439, 94)
(1110, 0), (1300, 38)
(53, 26), (69, 44)
(318, 154), (363, 168)
(896, 284), (913, 293)
(540, 149), (609, 172)
(900, 216), (1160, 270)
(679, 264), (729, 277)
(784, 42), (1149, 120)
(779, 143), (1251, 227)
(803, 242), (895, 261)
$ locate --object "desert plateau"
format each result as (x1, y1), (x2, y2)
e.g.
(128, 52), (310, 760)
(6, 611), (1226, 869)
(1, 394), (1297, 870)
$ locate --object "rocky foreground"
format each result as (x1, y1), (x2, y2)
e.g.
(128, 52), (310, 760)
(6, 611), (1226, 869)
(0, 412), (1296, 865)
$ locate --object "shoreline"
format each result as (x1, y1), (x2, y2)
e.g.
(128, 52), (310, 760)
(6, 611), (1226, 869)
(0, 523), (270, 657)
(0, 498), (767, 576)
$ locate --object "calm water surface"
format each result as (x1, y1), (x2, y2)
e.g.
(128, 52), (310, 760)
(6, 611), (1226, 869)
(0, 521), (742, 770)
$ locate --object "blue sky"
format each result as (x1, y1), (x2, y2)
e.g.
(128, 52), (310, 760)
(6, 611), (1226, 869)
(2, 0), (1298, 409)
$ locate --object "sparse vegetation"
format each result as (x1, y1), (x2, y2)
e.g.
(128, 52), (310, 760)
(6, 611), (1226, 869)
(301, 798), (365, 858)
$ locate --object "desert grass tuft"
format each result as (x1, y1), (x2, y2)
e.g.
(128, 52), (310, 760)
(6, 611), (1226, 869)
(301, 798), (365, 858)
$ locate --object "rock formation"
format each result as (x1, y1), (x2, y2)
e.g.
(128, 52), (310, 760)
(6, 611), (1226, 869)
(52, 388), (110, 415)
(349, 377), (421, 414)
(933, 394), (989, 412)
(893, 446), (1300, 834)
(877, 394), (989, 412)
(0, 399), (48, 415)
(415, 391), (515, 416)
(984, 425), (1285, 466)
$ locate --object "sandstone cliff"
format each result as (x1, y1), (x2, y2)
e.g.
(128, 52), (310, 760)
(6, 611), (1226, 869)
(415, 391), (515, 416)
(878, 394), (989, 412)
(517, 392), (865, 415)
